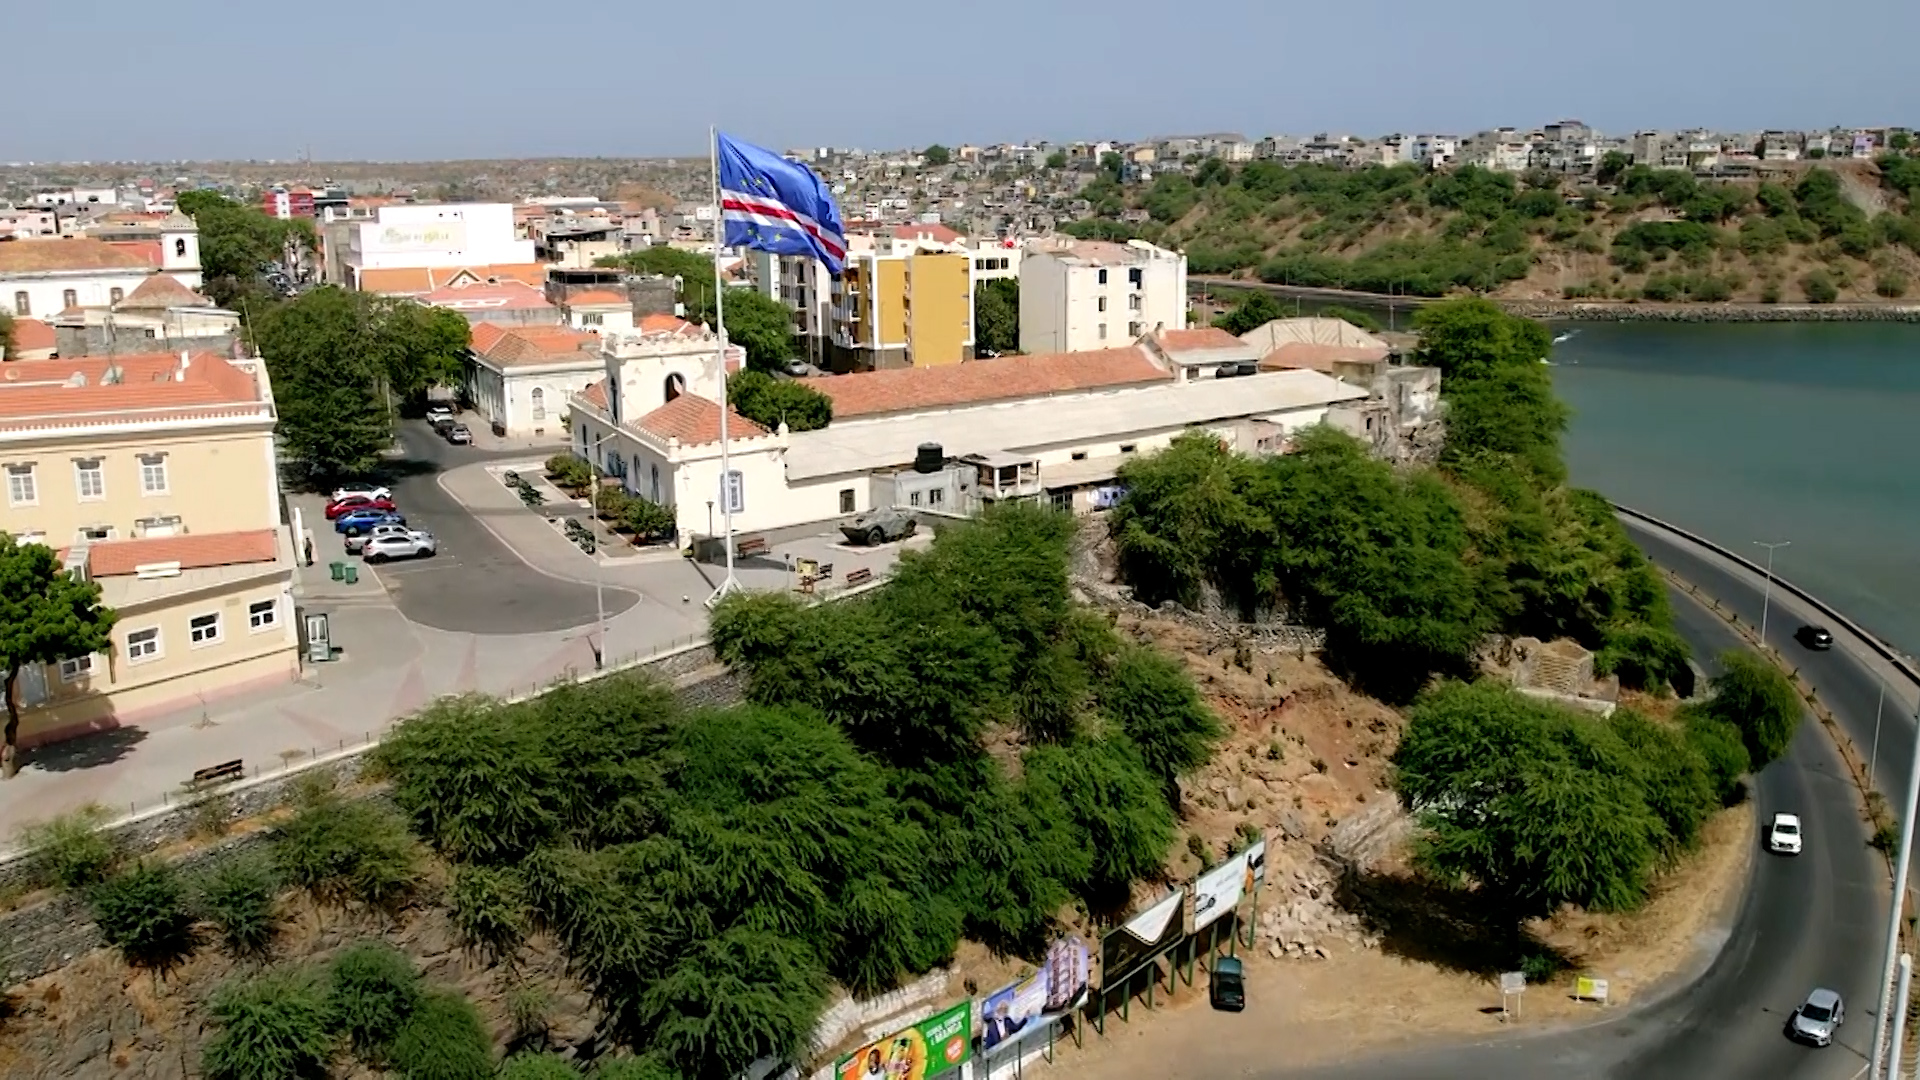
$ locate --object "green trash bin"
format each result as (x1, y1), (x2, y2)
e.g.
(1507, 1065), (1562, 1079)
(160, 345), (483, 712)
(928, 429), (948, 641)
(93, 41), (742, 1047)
(329, 561), (346, 581)
(343, 565), (359, 585)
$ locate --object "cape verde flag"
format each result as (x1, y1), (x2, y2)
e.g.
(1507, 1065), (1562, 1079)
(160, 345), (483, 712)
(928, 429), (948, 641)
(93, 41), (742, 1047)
(718, 133), (848, 275)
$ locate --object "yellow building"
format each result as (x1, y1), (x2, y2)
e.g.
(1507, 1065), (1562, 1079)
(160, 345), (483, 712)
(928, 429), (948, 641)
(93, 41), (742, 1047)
(827, 225), (975, 371)
(0, 349), (299, 749)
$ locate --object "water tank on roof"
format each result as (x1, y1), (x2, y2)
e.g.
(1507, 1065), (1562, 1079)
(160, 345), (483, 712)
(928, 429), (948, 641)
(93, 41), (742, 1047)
(914, 443), (944, 474)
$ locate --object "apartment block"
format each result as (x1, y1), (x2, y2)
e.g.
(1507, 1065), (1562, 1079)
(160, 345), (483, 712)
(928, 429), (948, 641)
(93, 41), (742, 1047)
(1018, 238), (1188, 355)
(0, 350), (299, 749)
(824, 226), (975, 371)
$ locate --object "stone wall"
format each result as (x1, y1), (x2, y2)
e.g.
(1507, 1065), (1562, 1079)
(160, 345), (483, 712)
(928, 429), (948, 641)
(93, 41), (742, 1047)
(1504, 300), (1920, 323)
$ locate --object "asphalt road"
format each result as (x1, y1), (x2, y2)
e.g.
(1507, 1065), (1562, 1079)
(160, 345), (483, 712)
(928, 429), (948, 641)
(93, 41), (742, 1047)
(371, 421), (639, 634)
(1286, 526), (1899, 1080)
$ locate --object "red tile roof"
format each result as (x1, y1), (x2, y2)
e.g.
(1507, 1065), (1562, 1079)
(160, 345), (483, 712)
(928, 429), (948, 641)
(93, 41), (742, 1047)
(0, 351), (264, 431)
(79, 530), (280, 577)
(472, 325), (600, 367)
(0, 239), (156, 273)
(892, 223), (963, 244)
(106, 241), (164, 268)
(357, 263), (549, 296)
(578, 379), (610, 410)
(1153, 327), (1246, 353)
(637, 313), (702, 336)
(114, 274), (213, 310)
(798, 346), (1171, 419)
(420, 279), (554, 311)
(564, 289), (629, 307)
(10, 318), (55, 355)
(634, 393), (768, 445)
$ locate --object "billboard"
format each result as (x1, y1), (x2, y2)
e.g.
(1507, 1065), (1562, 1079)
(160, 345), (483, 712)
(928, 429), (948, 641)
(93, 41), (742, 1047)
(372, 222), (467, 253)
(1099, 888), (1185, 989)
(979, 937), (1091, 1054)
(836, 1001), (971, 1080)
(1191, 838), (1266, 932)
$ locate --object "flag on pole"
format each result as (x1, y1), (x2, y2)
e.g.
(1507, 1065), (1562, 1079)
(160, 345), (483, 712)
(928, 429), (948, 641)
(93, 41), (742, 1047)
(717, 133), (848, 275)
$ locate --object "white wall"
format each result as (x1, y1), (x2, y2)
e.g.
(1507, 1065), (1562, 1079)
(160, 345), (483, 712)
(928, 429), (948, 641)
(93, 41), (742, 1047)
(5, 271), (155, 318)
(351, 204), (534, 270)
(1019, 246), (1186, 354)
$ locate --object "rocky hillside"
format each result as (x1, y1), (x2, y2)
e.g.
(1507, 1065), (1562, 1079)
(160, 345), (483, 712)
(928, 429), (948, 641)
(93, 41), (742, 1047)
(1066, 156), (1920, 305)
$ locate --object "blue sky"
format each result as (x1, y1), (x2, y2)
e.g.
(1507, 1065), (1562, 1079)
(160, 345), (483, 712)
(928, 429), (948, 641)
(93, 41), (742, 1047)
(8, 0), (1917, 162)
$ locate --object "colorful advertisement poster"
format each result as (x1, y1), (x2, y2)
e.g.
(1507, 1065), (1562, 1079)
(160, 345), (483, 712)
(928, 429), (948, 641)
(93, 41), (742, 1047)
(1099, 888), (1186, 988)
(1191, 839), (1266, 932)
(980, 937), (1091, 1054)
(836, 1000), (972, 1080)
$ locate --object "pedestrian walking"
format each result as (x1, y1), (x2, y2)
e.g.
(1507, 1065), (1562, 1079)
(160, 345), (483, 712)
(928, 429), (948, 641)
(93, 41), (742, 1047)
(304, 535), (314, 567)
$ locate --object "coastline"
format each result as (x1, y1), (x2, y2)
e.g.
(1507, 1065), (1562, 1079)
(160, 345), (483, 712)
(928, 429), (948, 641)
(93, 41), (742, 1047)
(1188, 276), (1920, 323)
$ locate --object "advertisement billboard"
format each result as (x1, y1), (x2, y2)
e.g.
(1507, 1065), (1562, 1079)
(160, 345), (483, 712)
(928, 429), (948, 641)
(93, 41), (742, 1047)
(1191, 839), (1266, 932)
(980, 937), (1091, 1054)
(372, 222), (467, 253)
(836, 1001), (971, 1080)
(1099, 888), (1185, 989)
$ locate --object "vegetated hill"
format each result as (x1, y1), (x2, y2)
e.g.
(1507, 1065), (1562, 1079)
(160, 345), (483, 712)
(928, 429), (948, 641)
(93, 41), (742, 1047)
(1065, 155), (1920, 304)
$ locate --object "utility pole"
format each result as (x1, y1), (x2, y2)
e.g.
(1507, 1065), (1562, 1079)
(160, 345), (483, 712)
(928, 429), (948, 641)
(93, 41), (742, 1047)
(1870, 696), (1920, 1080)
(1890, 954), (1913, 1080)
(1873, 680), (1888, 788)
(590, 431), (608, 669)
(1752, 540), (1791, 645)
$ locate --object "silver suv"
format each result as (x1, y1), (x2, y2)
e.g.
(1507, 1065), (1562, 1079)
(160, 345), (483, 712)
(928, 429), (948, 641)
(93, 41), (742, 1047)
(362, 530), (437, 563)
(1788, 988), (1844, 1046)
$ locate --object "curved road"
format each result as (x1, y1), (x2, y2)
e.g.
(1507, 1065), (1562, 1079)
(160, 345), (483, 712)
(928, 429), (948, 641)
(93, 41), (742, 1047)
(1288, 522), (1907, 1080)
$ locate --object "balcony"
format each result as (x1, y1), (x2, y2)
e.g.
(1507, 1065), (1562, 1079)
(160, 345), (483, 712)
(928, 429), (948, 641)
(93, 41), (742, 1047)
(963, 451), (1043, 501)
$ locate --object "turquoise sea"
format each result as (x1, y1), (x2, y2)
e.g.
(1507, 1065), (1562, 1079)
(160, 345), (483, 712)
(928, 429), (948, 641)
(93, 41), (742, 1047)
(1548, 322), (1920, 654)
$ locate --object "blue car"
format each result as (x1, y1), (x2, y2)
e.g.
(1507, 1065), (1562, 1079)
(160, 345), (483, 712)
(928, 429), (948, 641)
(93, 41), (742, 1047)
(335, 509), (405, 536)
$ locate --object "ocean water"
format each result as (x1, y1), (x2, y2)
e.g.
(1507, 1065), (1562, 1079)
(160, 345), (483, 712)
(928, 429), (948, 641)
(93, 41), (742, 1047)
(1549, 321), (1920, 653)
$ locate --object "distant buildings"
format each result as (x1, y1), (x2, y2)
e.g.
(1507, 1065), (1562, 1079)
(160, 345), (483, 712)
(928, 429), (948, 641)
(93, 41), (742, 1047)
(0, 210), (202, 319)
(1018, 237), (1188, 355)
(328, 202), (538, 292)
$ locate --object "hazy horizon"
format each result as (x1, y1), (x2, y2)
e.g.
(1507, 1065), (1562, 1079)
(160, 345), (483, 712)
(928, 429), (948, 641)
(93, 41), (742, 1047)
(6, 0), (1916, 163)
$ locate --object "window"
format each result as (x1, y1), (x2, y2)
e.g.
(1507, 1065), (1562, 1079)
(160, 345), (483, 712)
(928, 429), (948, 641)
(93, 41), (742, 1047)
(126, 627), (161, 662)
(247, 598), (279, 632)
(1070, 451), (1088, 461)
(909, 490), (923, 507)
(583, 313), (602, 326)
(189, 612), (222, 646)
(839, 488), (856, 514)
(1120, 443), (1137, 454)
(59, 654), (95, 682)
(74, 458), (104, 500)
(62, 289), (76, 309)
(1129, 267), (1144, 287)
(78, 525), (115, 542)
(1097, 323), (1107, 340)
(1097, 269), (1108, 285)
(927, 488), (944, 507)
(1097, 296), (1107, 312)
(7, 463), (37, 506)
(663, 374), (685, 402)
(11, 292), (25, 316)
(175, 238), (188, 258)
(1128, 294), (1142, 310)
(530, 386), (546, 421)
(110, 287), (123, 304)
(139, 454), (168, 495)
(1050, 490), (1074, 513)
(1129, 321), (1142, 337)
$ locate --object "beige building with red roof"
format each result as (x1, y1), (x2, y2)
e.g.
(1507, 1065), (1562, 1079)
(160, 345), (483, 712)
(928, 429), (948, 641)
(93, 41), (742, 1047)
(0, 349), (299, 750)
(0, 209), (203, 321)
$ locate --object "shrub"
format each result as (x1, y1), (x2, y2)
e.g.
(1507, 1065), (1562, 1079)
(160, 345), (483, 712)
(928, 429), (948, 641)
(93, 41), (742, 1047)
(1682, 709), (1751, 805)
(274, 793), (422, 913)
(591, 1057), (680, 1080)
(506, 982), (552, 1041)
(621, 495), (677, 541)
(1801, 269), (1839, 304)
(1699, 650), (1802, 769)
(327, 939), (423, 1056)
(1876, 271), (1909, 298)
(385, 989), (494, 1080)
(198, 857), (282, 958)
(22, 804), (119, 890)
(89, 862), (198, 972)
(189, 791), (234, 840)
(447, 864), (527, 967)
(201, 967), (336, 1080)
(500, 1054), (582, 1080)
(544, 453), (592, 490)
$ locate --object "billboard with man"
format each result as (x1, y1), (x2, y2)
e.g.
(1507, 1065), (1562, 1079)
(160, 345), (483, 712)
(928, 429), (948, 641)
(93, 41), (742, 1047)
(979, 936), (1091, 1053)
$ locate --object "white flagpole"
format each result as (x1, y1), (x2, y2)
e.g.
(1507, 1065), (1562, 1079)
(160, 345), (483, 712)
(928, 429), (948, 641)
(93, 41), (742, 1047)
(707, 125), (740, 606)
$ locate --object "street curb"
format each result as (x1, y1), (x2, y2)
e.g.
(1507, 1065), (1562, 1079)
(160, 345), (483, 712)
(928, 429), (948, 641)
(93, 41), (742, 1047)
(434, 462), (649, 598)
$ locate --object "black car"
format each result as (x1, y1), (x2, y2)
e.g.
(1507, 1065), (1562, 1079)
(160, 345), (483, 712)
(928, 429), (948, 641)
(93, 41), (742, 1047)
(1209, 956), (1245, 1012)
(1796, 625), (1834, 651)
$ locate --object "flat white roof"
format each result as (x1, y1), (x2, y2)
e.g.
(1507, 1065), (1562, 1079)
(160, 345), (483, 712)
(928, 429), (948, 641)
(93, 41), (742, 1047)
(785, 369), (1368, 481)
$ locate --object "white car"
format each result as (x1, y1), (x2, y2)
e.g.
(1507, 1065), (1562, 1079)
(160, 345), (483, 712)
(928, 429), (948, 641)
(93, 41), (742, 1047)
(331, 483), (392, 503)
(1769, 812), (1803, 855)
(345, 522), (412, 555)
(425, 405), (454, 424)
(362, 530), (437, 563)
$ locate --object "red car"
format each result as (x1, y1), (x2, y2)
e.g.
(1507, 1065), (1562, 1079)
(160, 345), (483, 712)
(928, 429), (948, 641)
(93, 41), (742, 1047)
(324, 494), (396, 519)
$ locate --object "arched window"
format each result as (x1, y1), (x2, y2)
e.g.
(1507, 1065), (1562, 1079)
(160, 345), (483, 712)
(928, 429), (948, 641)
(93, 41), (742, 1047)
(663, 373), (685, 402)
(530, 386), (546, 420)
(174, 238), (187, 258)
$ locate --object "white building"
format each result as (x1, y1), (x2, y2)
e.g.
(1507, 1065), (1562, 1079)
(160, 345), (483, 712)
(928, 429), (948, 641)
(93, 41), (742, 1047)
(343, 203), (535, 286)
(1018, 238), (1187, 355)
(0, 212), (202, 320)
(464, 323), (607, 441)
(32, 187), (118, 208)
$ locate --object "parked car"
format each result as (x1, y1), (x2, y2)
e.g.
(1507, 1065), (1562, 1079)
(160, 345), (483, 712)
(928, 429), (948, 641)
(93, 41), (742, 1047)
(840, 508), (917, 546)
(445, 423), (473, 445)
(425, 405), (453, 425)
(1787, 988), (1844, 1046)
(330, 484), (392, 503)
(345, 522), (413, 555)
(362, 530), (437, 562)
(335, 509), (405, 536)
(1796, 624), (1834, 651)
(431, 417), (457, 436)
(1768, 812), (1803, 855)
(1209, 956), (1246, 1012)
(782, 358), (811, 377)
(324, 494), (396, 519)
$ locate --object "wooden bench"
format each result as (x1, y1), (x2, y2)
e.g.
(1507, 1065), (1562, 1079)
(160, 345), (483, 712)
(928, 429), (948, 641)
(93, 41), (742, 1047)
(736, 536), (770, 559)
(797, 562), (836, 595)
(845, 567), (874, 587)
(191, 759), (244, 786)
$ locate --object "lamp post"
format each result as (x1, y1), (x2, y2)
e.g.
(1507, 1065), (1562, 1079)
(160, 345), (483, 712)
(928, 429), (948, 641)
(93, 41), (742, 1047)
(1752, 539), (1791, 645)
(1870, 696), (1920, 1080)
(590, 430), (609, 670)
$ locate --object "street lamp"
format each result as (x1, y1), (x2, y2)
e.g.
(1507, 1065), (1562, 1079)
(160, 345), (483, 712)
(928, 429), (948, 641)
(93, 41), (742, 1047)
(1752, 540), (1790, 644)
(589, 429), (610, 670)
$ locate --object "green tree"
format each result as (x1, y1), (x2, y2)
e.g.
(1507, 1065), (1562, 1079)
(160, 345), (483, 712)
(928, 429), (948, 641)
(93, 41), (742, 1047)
(201, 967), (336, 1080)
(384, 989), (494, 1080)
(328, 940), (423, 1056)
(1099, 647), (1224, 805)
(197, 857), (281, 959)
(1698, 650), (1802, 768)
(1412, 297), (1553, 382)
(1210, 291), (1283, 335)
(252, 288), (397, 478)
(382, 302), (472, 402)
(89, 862), (199, 973)
(1597, 150), (1632, 184)
(0, 311), (14, 360)
(0, 534), (117, 778)
(718, 288), (797, 373)
(974, 278), (1019, 355)
(922, 145), (952, 167)
(176, 190), (315, 310)
(596, 248), (717, 323)
(726, 369), (832, 431)
(1100, 151), (1124, 181)
(1045, 150), (1069, 170)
